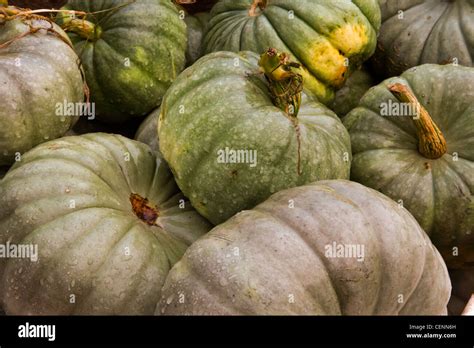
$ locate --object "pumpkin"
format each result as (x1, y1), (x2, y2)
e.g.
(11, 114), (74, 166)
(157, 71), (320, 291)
(448, 268), (474, 315)
(185, 12), (210, 66)
(158, 50), (351, 225)
(0, 133), (212, 314)
(0, 9), (84, 166)
(329, 67), (376, 117)
(344, 64), (474, 268)
(202, 0), (381, 104)
(135, 108), (160, 154)
(58, 0), (187, 122)
(157, 180), (451, 315)
(373, 0), (474, 77)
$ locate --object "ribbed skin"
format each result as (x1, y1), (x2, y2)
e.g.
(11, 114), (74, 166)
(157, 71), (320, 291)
(0, 18), (83, 166)
(157, 180), (451, 315)
(374, 0), (474, 76)
(203, 0), (381, 104)
(62, 0), (187, 122)
(158, 51), (351, 225)
(135, 107), (160, 154)
(0, 133), (211, 314)
(344, 64), (474, 268)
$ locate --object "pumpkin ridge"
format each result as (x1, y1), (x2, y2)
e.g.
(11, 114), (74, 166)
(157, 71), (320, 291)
(254, 204), (345, 313)
(417, 2), (452, 66)
(71, 218), (145, 313)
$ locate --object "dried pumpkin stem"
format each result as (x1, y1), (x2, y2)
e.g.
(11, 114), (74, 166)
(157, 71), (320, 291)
(259, 48), (303, 175)
(60, 16), (101, 41)
(249, 0), (266, 16)
(388, 83), (447, 159)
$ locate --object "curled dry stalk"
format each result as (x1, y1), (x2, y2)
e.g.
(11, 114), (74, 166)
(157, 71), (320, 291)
(388, 83), (447, 159)
(258, 48), (304, 175)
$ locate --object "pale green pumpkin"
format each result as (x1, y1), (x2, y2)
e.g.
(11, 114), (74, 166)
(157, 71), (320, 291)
(0, 11), (84, 166)
(158, 51), (351, 225)
(0, 133), (212, 314)
(344, 64), (474, 268)
(157, 180), (451, 315)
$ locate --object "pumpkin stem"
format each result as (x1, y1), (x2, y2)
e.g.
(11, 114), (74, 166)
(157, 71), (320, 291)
(388, 83), (447, 159)
(130, 193), (161, 227)
(59, 13), (101, 41)
(259, 48), (303, 118)
(259, 48), (303, 175)
(249, 0), (266, 16)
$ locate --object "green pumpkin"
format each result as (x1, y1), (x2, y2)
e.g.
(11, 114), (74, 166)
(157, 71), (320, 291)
(157, 180), (451, 315)
(344, 64), (474, 268)
(59, 0), (187, 122)
(135, 108), (160, 154)
(373, 0), (474, 77)
(0, 11), (84, 166)
(202, 0), (381, 104)
(185, 12), (210, 66)
(330, 67), (376, 117)
(0, 133), (211, 314)
(158, 51), (351, 225)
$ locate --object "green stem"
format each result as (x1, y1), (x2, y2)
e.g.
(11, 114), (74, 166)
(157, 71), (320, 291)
(388, 83), (447, 159)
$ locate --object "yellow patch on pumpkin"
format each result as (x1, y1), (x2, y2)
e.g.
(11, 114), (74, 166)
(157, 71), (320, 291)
(329, 22), (369, 55)
(303, 39), (348, 89)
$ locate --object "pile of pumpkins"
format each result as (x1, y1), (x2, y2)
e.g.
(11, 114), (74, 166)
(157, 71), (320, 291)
(0, 0), (472, 315)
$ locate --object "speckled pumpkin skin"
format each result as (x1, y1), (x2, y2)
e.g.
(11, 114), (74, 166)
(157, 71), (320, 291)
(0, 17), (83, 166)
(374, 0), (474, 77)
(135, 108), (160, 154)
(203, 0), (381, 104)
(157, 180), (451, 315)
(344, 64), (474, 268)
(158, 51), (351, 225)
(62, 0), (187, 122)
(0, 134), (212, 315)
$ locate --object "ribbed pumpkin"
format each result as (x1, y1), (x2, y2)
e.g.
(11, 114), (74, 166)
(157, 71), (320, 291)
(0, 9), (84, 166)
(344, 64), (474, 268)
(58, 0), (187, 122)
(157, 180), (451, 315)
(0, 133), (211, 314)
(373, 0), (474, 77)
(330, 67), (376, 117)
(202, 0), (381, 104)
(185, 12), (210, 66)
(158, 51), (351, 225)
(135, 108), (160, 154)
